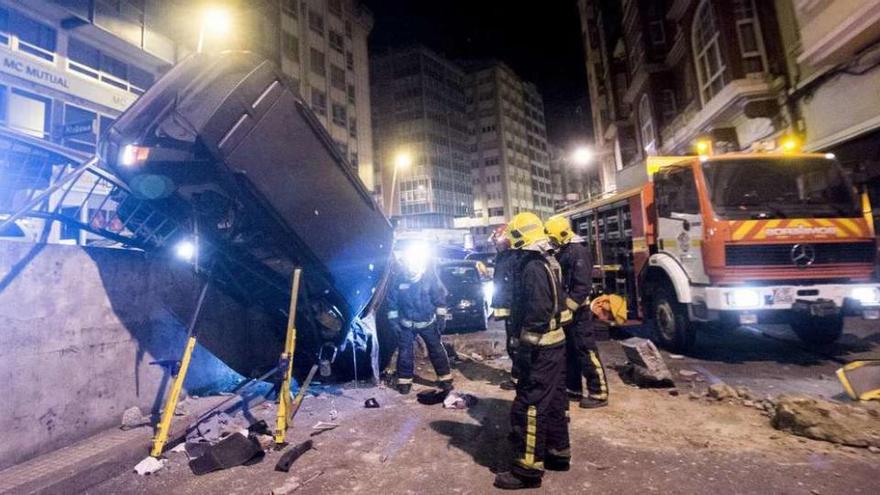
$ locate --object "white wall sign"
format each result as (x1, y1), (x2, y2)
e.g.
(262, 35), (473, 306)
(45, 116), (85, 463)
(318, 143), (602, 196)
(0, 46), (137, 112)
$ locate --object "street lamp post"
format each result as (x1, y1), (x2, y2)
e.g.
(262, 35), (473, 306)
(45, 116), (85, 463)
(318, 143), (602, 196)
(197, 7), (232, 53)
(388, 152), (412, 216)
(571, 146), (596, 202)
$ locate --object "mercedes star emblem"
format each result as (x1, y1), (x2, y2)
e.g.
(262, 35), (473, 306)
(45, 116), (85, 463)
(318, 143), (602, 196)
(790, 244), (816, 268)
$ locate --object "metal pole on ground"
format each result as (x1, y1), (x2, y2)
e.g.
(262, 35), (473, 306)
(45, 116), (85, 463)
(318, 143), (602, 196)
(150, 281), (211, 458)
(274, 268), (303, 445)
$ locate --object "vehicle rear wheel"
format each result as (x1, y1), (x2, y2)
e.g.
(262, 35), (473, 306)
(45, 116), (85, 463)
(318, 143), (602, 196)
(791, 313), (844, 347)
(652, 285), (696, 353)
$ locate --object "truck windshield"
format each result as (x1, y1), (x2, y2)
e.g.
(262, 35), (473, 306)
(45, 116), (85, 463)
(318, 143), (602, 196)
(701, 157), (860, 220)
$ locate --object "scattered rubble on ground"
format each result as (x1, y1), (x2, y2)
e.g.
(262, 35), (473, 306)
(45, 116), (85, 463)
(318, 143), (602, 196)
(708, 383), (738, 401)
(121, 406), (149, 430)
(618, 337), (674, 387)
(133, 456), (166, 476)
(442, 391), (478, 409)
(771, 394), (880, 448)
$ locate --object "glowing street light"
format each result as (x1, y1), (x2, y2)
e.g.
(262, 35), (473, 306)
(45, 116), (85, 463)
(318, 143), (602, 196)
(571, 146), (595, 167)
(175, 239), (196, 261)
(197, 7), (233, 53)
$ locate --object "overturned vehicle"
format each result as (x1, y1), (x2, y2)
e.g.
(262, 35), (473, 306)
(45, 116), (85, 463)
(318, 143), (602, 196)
(98, 52), (394, 378)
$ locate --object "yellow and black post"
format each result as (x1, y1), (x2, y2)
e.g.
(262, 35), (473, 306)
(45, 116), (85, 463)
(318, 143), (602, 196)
(275, 268), (303, 445)
(150, 281), (211, 458)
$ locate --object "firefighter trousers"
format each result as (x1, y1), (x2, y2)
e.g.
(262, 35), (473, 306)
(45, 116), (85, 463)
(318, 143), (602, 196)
(510, 341), (570, 481)
(504, 319), (521, 381)
(396, 322), (453, 385)
(564, 316), (609, 401)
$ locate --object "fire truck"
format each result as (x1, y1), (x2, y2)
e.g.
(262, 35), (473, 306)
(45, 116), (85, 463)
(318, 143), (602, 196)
(560, 152), (879, 352)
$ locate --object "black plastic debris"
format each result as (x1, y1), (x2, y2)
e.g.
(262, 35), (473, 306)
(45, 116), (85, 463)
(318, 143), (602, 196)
(275, 440), (315, 472)
(189, 433), (265, 475)
(364, 398), (380, 408)
(416, 388), (451, 405)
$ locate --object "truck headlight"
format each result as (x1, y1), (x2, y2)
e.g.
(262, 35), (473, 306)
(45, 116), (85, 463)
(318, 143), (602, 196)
(850, 287), (880, 306)
(457, 299), (474, 309)
(726, 288), (761, 309)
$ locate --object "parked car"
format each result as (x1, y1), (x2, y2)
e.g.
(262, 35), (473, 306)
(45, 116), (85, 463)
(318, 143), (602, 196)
(437, 260), (489, 332)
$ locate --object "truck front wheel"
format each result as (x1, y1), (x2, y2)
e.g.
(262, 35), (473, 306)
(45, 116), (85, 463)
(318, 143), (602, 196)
(652, 286), (696, 353)
(791, 313), (844, 347)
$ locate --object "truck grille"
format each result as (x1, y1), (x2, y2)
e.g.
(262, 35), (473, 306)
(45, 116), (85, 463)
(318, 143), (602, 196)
(725, 242), (877, 267)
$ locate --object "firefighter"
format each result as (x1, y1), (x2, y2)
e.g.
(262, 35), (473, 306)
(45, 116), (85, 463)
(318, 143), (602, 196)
(545, 214), (609, 409)
(489, 224), (521, 390)
(494, 212), (571, 490)
(386, 244), (453, 395)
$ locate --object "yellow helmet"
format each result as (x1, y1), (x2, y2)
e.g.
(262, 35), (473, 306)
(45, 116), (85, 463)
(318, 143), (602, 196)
(506, 212), (547, 249)
(545, 215), (574, 246)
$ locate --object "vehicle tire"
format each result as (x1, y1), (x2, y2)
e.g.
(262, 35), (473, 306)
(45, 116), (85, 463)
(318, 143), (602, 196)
(791, 313), (844, 347)
(651, 285), (696, 353)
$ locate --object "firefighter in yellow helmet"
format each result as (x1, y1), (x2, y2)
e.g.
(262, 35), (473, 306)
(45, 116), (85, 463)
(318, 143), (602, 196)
(494, 212), (571, 490)
(546, 214), (609, 409)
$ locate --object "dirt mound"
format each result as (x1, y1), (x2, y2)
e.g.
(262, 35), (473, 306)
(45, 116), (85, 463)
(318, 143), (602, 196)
(771, 394), (880, 448)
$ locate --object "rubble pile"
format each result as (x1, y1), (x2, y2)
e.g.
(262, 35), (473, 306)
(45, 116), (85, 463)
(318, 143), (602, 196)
(618, 337), (674, 387)
(771, 394), (880, 448)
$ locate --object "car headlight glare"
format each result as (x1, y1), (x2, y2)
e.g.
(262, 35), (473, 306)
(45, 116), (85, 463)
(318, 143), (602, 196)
(726, 289), (761, 308)
(457, 299), (474, 309)
(850, 287), (880, 306)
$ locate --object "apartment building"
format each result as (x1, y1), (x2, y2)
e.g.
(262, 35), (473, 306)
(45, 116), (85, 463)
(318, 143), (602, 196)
(458, 61), (553, 238)
(371, 45), (471, 229)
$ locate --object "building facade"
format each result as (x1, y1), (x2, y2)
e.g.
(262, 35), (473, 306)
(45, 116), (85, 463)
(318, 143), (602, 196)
(279, 0), (375, 190)
(776, 0), (880, 219)
(0, 0), (375, 246)
(579, 0), (796, 193)
(371, 45), (472, 229)
(456, 61), (553, 238)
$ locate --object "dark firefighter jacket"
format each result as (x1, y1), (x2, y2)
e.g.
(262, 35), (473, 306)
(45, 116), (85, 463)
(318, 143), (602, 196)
(556, 241), (593, 312)
(386, 268), (448, 324)
(510, 251), (567, 335)
(491, 249), (518, 315)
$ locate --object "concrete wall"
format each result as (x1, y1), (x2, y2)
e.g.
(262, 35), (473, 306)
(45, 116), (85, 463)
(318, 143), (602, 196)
(0, 241), (283, 470)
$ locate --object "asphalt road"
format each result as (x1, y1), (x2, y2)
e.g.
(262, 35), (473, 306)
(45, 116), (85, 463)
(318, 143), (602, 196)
(615, 317), (880, 400)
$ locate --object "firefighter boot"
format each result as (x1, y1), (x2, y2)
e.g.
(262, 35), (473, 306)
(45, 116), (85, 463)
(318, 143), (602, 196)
(397, 383), (412, 395)
(439, 379), (454, 392)
(500, 379), (517, 391)
(544, 455), (571, 472)
(580, 396), (608, 409)
(493, 472), (541, 490)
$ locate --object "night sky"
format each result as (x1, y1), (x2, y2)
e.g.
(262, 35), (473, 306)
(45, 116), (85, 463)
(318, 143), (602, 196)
(363, 0), (592, 148)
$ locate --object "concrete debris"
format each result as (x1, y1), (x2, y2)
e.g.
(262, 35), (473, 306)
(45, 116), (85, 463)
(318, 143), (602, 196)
(255, 434), (275, 451)
(735, 386), (756, 401)
(364, 397), (380, 408)
(619, 338), (674, 387)
(469, 352), (485, 362)
(667, 354), (685, 360)
(868, 446), (880, 454)
(771, 394), (880, 448)
(443, 391), (478, 409)
(169, 443), (188, 454)
(133, 456), (166, 475)
(186, 411), (249, 445)
(120, 406), (149, 430)
(708, 383), (739, 401)
(679, 370), (699, 378)
(312, 421), (339, 433)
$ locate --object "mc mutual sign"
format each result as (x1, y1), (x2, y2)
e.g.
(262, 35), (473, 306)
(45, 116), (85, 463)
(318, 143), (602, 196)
(0, 46), (137, 112)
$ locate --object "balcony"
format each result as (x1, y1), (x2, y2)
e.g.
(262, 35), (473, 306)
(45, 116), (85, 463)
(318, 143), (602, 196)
(661, 78), (780, 151)
(795, 0), (880, 66)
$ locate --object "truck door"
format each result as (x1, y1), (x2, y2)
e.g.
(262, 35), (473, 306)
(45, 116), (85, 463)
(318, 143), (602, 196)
(655, 167), (708, 284)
